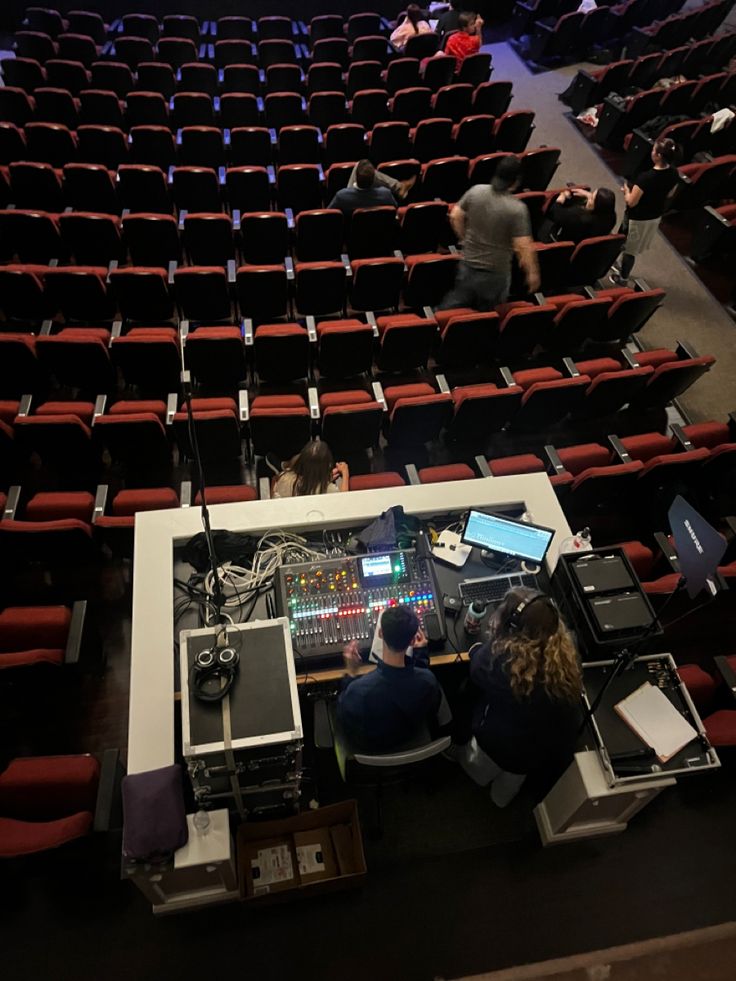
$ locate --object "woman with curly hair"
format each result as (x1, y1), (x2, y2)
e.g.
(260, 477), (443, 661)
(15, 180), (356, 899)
(450, 587), (583, 806)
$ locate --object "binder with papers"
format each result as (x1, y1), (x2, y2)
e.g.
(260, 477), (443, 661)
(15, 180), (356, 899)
(614, 681), (699, 763)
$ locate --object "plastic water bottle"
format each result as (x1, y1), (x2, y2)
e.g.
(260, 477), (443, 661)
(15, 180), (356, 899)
(464, 600), (487, 635)
(560, 526), (593, 554)
(193, 808), (211, 836)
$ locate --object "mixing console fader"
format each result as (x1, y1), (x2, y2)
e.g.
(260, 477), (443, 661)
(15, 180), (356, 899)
(275, 549), (442, 661)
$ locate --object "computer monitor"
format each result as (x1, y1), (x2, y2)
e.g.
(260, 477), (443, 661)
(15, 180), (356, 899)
(460, 510), (555, 565)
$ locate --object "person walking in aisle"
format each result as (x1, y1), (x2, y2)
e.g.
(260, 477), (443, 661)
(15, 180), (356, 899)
(610, 137), (680, 285)
(438, 155), (540, 310)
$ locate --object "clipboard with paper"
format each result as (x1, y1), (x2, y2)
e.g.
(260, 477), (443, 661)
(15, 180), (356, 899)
(614, 681), (699, 763)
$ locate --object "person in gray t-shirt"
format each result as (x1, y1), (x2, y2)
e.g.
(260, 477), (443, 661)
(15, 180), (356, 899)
(439, 155), (540, 311)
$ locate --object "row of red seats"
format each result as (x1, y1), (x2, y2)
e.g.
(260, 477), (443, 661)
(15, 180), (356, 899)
(0, 233), (630, 326)
(0, 288), (670, 407)
(0, 91), (527, 166)
(622, 111), (736, 180)
(0, 147), (558, 223)
(0, 86), (524, 149)
(0, 339), (714, 498)
(562, 29), (736, 115)
(2, 48), (493, 106)
(1, 398), (729, 571)
(19, 9), (391, 45)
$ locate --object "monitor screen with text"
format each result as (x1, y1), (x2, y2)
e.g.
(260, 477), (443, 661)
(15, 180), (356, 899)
(461, 511), (554, 564)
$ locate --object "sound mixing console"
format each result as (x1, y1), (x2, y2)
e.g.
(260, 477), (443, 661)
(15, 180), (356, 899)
(275, 549), (442, 661)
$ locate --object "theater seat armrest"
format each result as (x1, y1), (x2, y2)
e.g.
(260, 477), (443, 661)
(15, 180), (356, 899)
(166, 393), (178, 425)
(532, 291), (546, 305)
(422, 305), (434, 320)
(406, 463), (420, 485)
(714, 656), (736, 701)
(259, 477), (271, 500)
(243, 319), (254, 345)
(178, 209), (187, 232)
(179, 320), (190, 345)
(93, 394), (106, 421)
(562, 357), (579, 377)
(499, 366), (515, 387)
(608, 434), (631, 463)
(267, 165), (276, 185)
(64, 600), (88, 666)
(18, 394), (32, 417)
(308, 386), (320, 420)
(40, 319), (54, 335)
(227, 259), (236, 285)
(341, 253), (352, 278)
(93, 485), (108, 523)
(94, 748), (124, 833)
(366, 311), (379, 337)
(285, 207), (295, 229)
(632, 277), (650, 292)
(621, 348), (638, 368)
(106, 259), (118, 283)
(238, 390), (249, 423)
(475, 455), (492, 477)
(111, 320), (123, 339)
(180, 481), (192, 508)
(232, 209), (240, 231)
(670, 423), (693, 451)
(372, 381), (387, 410)
(3, 486), (21, 520)
(306, 315), (317, 343)
(168, 260), (177, 285)
(675, 339), (699, 361)
(284, 257), (295, 281)
(654, 531), (680, 572)
(583, 285), (596, 299)
(544, 444), (565, 474)
(435, 373), (450, 394)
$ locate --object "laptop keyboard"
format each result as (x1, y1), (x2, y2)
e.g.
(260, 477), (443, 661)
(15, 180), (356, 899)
(459, 573), (539, 607)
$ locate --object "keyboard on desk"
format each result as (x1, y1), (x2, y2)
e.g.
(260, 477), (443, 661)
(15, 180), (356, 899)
(459, 573), (539, 607)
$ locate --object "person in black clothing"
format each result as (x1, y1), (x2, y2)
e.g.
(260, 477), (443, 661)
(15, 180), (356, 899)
(449, 587), (582, 807)
(540, 185), (616, 244)
(610, 137), (680, 285)
(335, 605), (444, 754)
(436, 0), (463, 38)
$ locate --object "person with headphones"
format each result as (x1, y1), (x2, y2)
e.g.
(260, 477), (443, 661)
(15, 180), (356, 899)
(449, 587), (583, 806)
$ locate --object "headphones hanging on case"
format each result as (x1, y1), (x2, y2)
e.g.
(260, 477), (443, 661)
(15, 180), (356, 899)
(191, 645), (240, 702)
(506, 593), (559, 633)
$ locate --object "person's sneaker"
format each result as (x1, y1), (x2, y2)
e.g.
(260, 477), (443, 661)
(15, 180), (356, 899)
(608, 271), (628, 287)
(264, 452), (283, 476)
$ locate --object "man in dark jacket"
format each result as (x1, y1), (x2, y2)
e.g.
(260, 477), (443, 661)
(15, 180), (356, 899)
(336, 605), (443, 753)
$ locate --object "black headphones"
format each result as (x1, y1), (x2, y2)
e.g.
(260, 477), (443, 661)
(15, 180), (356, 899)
(190, 645), (240, 702)
(506, 593), (559, 633)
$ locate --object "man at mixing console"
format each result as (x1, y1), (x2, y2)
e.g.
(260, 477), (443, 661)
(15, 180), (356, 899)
(336, 605), (445, 753)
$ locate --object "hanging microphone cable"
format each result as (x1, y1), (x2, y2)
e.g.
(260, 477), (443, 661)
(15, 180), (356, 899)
(181, 371), (228, 650)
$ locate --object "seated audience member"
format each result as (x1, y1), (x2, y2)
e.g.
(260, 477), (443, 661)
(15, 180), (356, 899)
(540, 186), (617, 244)
(448, 588), (583, 806)
(391, 3), (433, 50)
(435, 0), (465, 38)
(442, 11), (483, 72)
(336, 606), (444, 753)
(271, 440), (349, 498)
(328, 159), (412, 217)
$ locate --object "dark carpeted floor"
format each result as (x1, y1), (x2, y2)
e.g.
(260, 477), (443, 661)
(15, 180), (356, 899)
(4, 757), (736, 981)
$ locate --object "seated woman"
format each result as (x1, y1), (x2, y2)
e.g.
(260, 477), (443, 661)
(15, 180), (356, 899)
(450, 587), (583, 807)
(270, 440), (349, 498)
(390, 4), (433, 51)
(442, 11), (483, 73)
(540, 186), (617, 244)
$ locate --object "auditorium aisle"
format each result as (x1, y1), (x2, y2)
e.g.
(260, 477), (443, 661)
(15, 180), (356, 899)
(486, 40), (736, 425)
